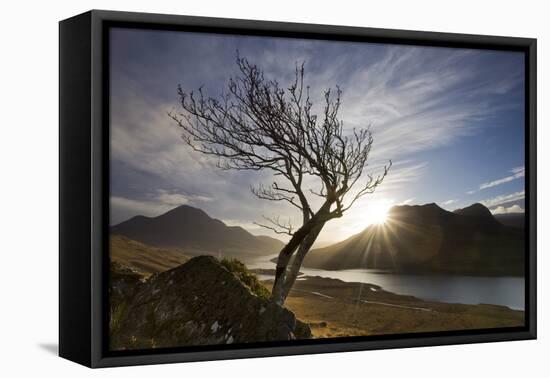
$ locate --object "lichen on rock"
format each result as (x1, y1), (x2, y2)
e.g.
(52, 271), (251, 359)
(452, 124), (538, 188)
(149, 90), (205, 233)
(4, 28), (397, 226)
(110, 255), (311, 350)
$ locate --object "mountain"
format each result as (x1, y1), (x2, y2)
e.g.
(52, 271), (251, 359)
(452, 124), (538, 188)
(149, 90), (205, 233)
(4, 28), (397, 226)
(302, 203), (524, 276)
(453, 203), (503, 230)
(111, 205), (284, 257)
(494, 213), (525, 229)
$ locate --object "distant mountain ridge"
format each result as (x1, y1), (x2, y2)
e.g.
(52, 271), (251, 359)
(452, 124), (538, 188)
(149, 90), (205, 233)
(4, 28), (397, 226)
(302, 203), (524, 276)
(453, 203), (502, 230)
(111, 205), (284, 256)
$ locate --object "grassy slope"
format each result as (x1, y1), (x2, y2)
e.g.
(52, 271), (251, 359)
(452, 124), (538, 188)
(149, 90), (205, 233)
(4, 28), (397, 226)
(110, 234), (188, 276)
(110, 235), (523, 339)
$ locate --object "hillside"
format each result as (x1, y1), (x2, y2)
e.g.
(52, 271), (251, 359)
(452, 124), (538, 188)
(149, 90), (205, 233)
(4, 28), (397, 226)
(110, 235), (188, 276)
(494, 213), (525, 229)
(111, 205), (284, 257)
(302, 203), (525, 276)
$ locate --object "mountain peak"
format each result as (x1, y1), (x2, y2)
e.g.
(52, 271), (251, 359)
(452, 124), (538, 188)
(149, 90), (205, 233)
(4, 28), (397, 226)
(303, 202), (521, 274)
(453, 203), (501, 229)
(161, 204), (209, 218)
(389, 202), (451, 224)
(111, 204), (284, 255)
(390, 202), (445, 212)
(454, 203), (491, 217)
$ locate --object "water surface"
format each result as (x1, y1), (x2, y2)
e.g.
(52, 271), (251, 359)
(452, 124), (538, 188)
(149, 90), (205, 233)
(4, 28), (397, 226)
(246, 254), (525, 310)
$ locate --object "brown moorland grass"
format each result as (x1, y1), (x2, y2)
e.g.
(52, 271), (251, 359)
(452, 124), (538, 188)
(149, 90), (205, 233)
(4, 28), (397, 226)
(110, 234), (188, 276)
(270, 276), (524, 338)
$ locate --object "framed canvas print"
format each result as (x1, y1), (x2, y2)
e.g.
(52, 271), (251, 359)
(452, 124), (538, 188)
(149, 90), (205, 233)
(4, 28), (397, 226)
(59, 10), (537, 368)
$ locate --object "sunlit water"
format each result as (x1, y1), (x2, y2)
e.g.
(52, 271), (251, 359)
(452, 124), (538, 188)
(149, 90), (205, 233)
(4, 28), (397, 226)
(245, 254), (525, 310)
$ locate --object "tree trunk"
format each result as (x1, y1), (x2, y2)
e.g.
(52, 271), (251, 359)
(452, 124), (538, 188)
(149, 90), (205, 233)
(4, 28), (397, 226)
(280, 222), (325, 303)
(271, 202), (332, 305)
(270, 222), (315, 304)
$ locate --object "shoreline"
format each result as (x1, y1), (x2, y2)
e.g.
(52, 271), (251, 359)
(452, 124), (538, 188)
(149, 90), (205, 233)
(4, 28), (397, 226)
(249, 265), (525, 311)
(261, 275), (524, 338)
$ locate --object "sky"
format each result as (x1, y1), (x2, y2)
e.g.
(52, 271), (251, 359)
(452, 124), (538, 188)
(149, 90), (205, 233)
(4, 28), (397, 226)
(109, 27), (526, 245)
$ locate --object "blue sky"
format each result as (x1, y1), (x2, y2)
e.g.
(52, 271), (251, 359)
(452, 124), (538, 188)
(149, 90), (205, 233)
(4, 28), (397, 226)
(109, 27), (525, 244)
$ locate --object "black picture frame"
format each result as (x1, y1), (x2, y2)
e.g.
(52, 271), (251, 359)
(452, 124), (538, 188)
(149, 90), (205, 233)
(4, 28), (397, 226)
(59, 9), (537, 368)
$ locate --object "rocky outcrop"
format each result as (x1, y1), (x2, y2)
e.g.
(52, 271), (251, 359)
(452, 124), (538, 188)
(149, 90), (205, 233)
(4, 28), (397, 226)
(110, 256), (311, 350)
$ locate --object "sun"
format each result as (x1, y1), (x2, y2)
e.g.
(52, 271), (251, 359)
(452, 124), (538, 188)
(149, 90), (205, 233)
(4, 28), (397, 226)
(369, 200), (393, 225)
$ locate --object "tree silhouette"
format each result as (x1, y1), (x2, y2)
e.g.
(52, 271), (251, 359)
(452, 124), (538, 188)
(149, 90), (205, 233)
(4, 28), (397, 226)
(170, 57), (391, 305)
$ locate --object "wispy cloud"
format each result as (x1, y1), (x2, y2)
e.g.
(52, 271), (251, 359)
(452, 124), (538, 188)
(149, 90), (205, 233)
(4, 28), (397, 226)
(111, 190), (212, 224)
(479, 166), (525, 190)
(399, 198), (416, 205)
(490, 204), (524, 215)
(333, 48), (521, 163)
(466, 166), (525, 195)
(480, 190), (525, 208)
(229, 42), (521, 166)
(442, 199), (458, 205)
(109, 31), (524, 243)
(156, 190), (212, 207)
(111, 196), (170, 223)
(371, 161), (428, 194)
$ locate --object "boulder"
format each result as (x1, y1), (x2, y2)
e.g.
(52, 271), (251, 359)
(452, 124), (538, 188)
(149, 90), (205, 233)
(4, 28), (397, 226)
(110, 256), (311, 350)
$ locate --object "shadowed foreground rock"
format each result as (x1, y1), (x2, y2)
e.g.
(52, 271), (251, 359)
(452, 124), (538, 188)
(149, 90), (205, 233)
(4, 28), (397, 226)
(110, 256), (311, 350)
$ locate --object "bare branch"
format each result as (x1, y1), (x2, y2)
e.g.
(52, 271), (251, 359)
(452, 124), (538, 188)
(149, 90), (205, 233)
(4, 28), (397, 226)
(250, 183), (304, 212)
(254, 215), (294, 236)
(170, 55), (394, 304)
(171, 54), (390, 233)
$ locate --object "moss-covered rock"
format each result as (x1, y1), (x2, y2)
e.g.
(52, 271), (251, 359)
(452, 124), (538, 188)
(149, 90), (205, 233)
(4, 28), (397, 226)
(110, 256), (311, 350)
(220, 258), (271, 300)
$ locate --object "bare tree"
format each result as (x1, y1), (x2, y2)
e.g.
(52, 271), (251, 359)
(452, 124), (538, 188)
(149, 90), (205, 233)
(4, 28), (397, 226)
(169, 57), (391, 305)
